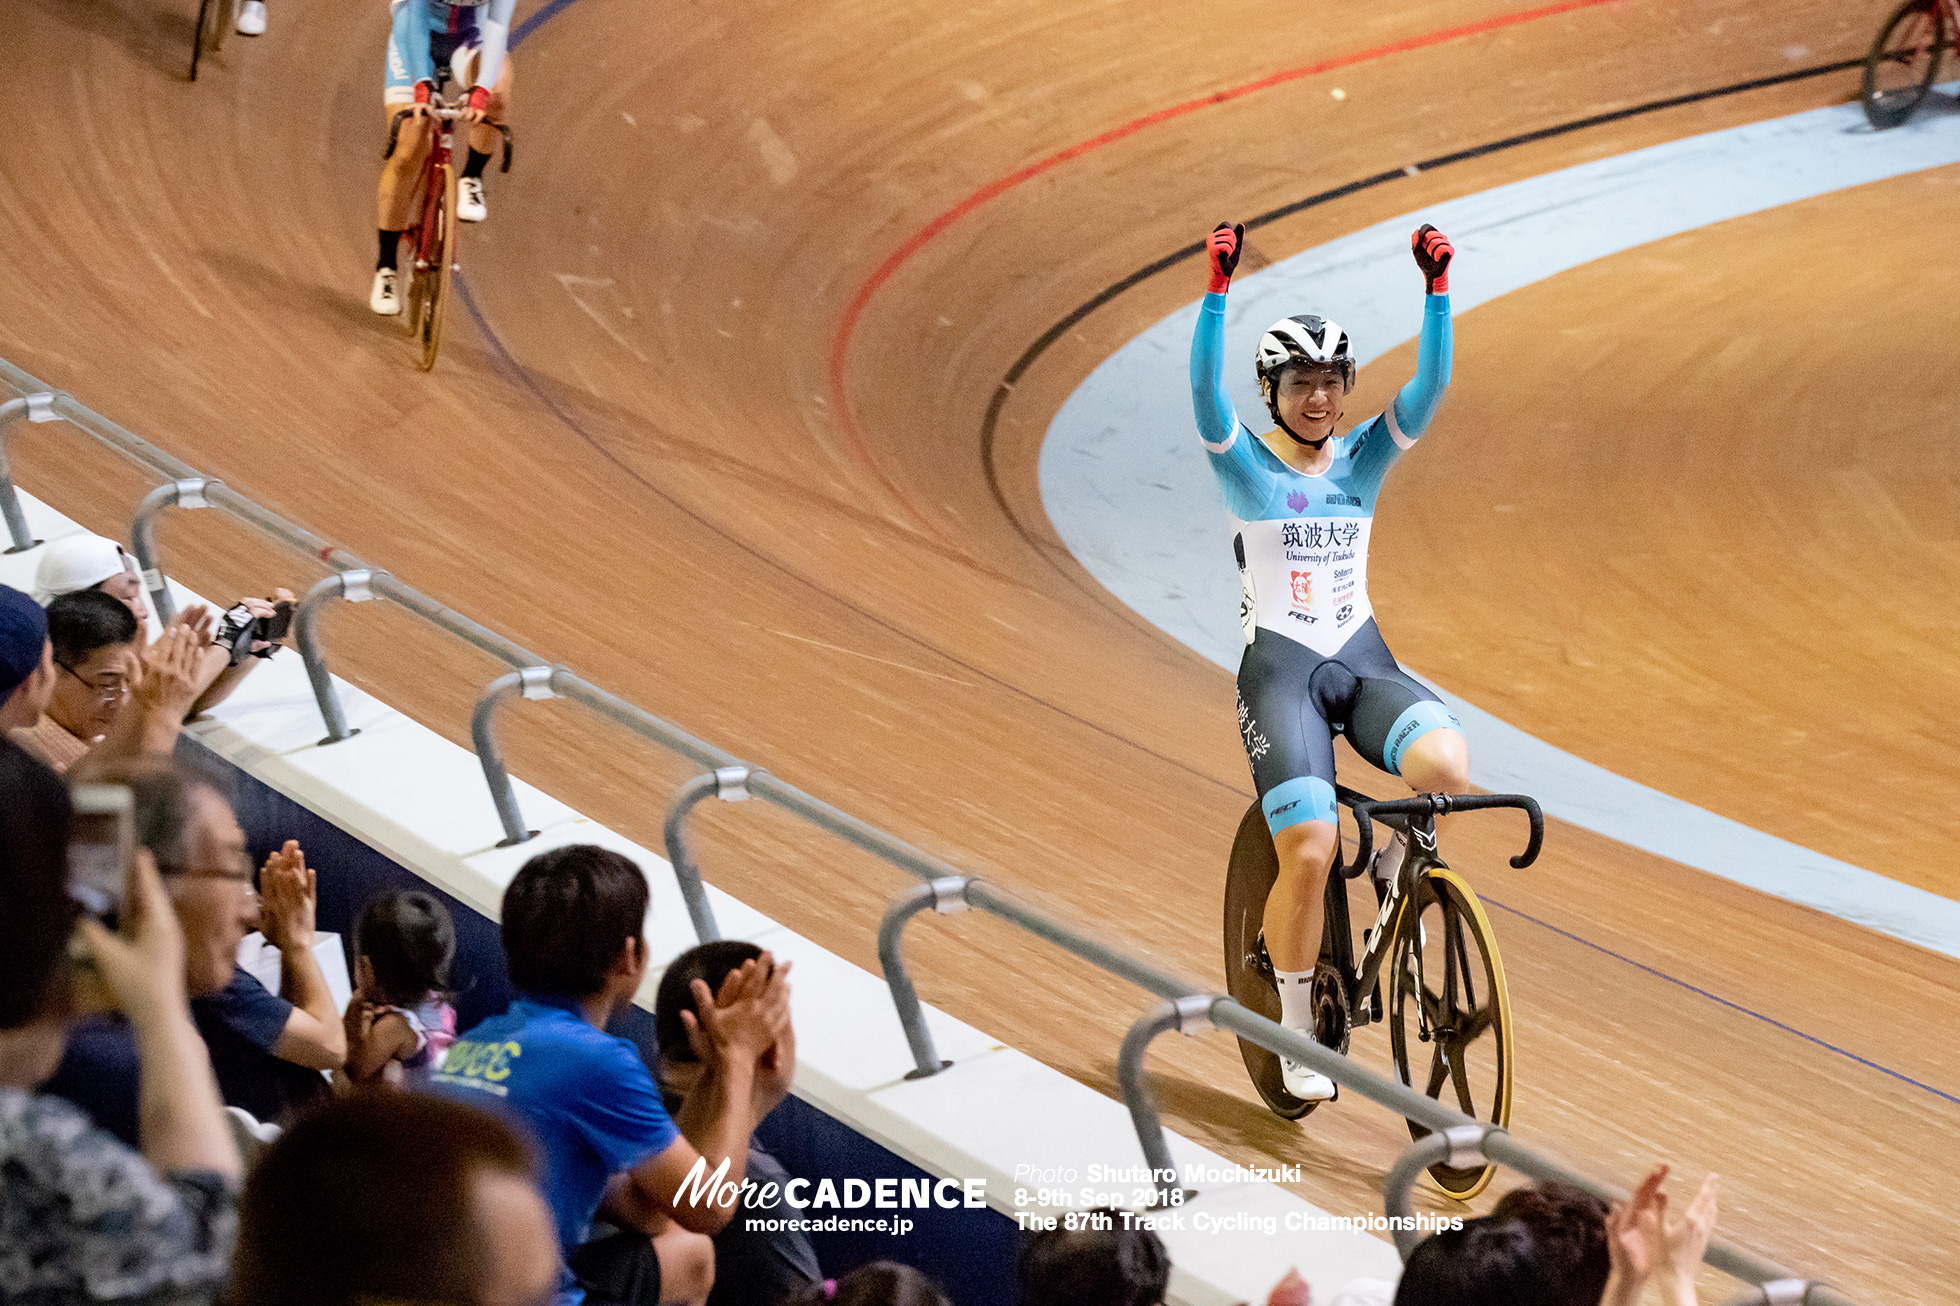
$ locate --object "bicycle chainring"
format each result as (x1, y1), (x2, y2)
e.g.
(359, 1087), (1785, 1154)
(1311, 959), (1352, 1057)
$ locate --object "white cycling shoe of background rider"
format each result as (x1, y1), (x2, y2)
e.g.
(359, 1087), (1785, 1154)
(458, 177), (487, 222)
(235, 1), (266, 35)
(369, 268), (400, 316)
(1281, 1050), (1338, 1103)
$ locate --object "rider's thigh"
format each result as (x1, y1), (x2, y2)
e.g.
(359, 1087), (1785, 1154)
(1399, 727), (1471, 794)
(1272, 818), (1339, 887)
(1238, 631), (1340, 807)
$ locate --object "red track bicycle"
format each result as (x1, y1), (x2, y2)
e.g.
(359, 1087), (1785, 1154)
(384, 89), (511, 370)
(1863, 0), (1960, 129)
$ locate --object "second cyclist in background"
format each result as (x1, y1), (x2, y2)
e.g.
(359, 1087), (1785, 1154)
(371, 0), (516, 315)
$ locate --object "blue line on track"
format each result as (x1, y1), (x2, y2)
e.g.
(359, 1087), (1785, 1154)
(1483, 895), (1960, 1107)
(511, 0), (582, 49)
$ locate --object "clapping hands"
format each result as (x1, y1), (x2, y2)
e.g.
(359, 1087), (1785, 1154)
(1603, 1164), (1721, 1306)
(681, 951), (795, 1117)
(258, 841), (317, 953)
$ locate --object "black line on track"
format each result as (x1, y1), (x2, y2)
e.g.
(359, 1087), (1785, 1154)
(978, 55), (1865, 547)
(451, 274), (1252, 799)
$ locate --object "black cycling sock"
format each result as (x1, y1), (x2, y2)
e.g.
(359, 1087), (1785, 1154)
(463, 148), (492, 180)
(377, 229), (401, 271)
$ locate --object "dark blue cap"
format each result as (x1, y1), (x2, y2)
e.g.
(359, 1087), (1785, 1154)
(0, 584), (50, 701)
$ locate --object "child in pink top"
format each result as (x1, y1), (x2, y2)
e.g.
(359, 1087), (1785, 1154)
(341, 890), (458, 1087)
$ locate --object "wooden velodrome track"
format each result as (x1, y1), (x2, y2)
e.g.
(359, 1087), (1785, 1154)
(3, 0), (1956, 1298)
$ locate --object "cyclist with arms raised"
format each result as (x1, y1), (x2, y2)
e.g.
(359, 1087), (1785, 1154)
(371, 0), (516, 315)
(1192, 220), (1469, 1102)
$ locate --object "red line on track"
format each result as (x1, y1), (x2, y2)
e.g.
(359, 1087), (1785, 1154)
(824, 0), (1625, 487)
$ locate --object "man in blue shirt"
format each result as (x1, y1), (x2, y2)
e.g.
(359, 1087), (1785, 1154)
(435, 845), (793, 1306)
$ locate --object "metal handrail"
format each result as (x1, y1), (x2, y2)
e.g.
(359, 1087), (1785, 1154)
(0, 360), (1864, 1304)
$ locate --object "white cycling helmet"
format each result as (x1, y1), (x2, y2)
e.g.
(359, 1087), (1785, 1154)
(1255, 315), (1357, 423)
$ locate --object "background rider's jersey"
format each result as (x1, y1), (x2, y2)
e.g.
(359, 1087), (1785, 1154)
(1189, 291), (1452, 659)
(390, 0), (516, 91)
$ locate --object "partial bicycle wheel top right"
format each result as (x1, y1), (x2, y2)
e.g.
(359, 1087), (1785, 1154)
(1863, 0), (1949, 130)
(1387, 866), (1513, 1199)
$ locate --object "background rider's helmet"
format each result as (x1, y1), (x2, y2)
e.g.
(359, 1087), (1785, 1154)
(1255, 315), (1357, 422)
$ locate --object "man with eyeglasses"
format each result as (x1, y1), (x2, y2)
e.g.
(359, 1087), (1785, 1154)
(39, 760), (348, 1145)
(8, 589), (209, 776)
(11, 589), (142, 772)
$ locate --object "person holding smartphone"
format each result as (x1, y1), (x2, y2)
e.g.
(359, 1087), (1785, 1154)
(0, 742), (241, 1303)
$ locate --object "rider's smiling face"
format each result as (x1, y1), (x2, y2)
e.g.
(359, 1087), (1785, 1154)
(1276, 365), (1346, 443)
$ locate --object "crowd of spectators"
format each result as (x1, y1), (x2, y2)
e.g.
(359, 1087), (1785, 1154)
(0, 564), (1729, 1306)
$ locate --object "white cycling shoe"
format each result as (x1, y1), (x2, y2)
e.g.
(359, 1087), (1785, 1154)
(458, 177), (487, 222)
(235, 1), (266, 35)
(1281, 1055), (1338, 1103)
(369, 268), (401, 316)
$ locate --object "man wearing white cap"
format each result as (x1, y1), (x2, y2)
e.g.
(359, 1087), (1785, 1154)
(32, 533), (150, 624)
(33, 532), (294, 718)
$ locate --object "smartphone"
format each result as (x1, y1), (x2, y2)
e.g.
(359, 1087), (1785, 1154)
(69, 785), (134, 920)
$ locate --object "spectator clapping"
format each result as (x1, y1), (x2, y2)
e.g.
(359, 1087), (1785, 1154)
(655, 941), (816, 1306)
(0, 741), (240, 1305)
(40, 761), (346, 1145)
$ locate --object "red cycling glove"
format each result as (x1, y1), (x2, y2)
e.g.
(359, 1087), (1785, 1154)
(1412, 224), (1453, 295)
(468, 85), (492, 115)
(1207, 222), (1244, 294)
(413, 80), (433, 106)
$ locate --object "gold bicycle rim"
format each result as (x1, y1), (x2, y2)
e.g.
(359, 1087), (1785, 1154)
(418, 162), (457, 371)
(1391, 867), (1514, 1200)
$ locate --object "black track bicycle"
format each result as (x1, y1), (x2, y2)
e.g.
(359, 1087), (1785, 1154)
(1223, 787), (1542, 1198)
(1862, 0), (1959, 129)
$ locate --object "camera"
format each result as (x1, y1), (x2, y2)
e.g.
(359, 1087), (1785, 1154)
(215, 598), (295, 666)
